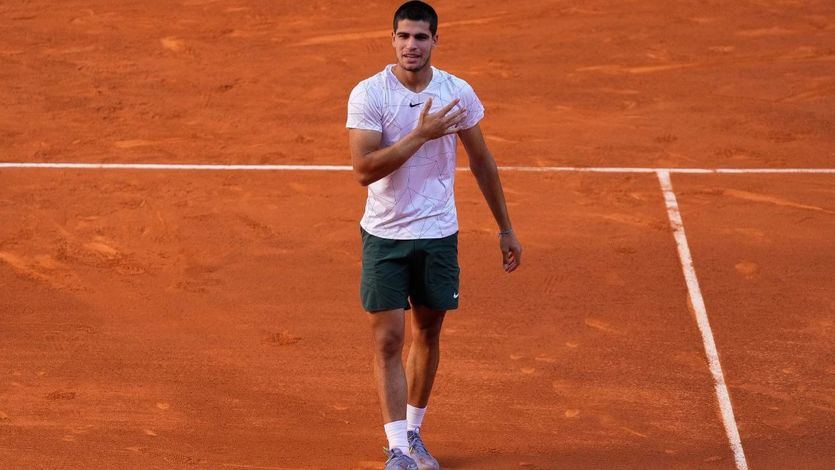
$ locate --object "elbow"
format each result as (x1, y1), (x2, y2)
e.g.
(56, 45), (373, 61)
(352, 161), (369, 186)
(352, 156), (375, 186)
(468, 159), (488, 177)
(469, 154), (496, 175)
(355, 166), (383, 187)
(354, 169), (373, 187)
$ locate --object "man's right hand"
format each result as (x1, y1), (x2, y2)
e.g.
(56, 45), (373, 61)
(414, 98), (467, 141)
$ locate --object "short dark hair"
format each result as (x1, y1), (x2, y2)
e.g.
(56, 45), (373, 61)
(393, 1), (438, 35)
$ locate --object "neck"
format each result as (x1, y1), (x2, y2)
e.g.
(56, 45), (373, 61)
(392, 64), (433, 93)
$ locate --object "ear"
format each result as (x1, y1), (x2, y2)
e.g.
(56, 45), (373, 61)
(432, 34), (438, 48)
(391, 31), (396, 46)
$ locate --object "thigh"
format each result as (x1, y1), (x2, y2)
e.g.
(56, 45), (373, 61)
(361, 228), (411, 312)
(411, 304), (446, 336)
(411, 232), (460, 311)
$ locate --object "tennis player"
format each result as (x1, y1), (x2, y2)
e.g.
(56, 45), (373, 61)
(346, 2), (522, 468)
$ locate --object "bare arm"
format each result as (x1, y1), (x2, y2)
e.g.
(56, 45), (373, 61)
(349, 98), (466, 186)
(459, 123), (522, 272)
(348, 128), (425, 187)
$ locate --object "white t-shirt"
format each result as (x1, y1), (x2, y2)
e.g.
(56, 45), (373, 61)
(346, 65), (484, 240)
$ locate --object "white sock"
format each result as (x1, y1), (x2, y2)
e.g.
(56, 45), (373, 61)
(384, 419), (409, 454)
(406, 404), (427, 432)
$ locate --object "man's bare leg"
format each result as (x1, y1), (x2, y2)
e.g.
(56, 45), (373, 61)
(368, 308), (408, 423)
(403, 305), (445, 469)
(406, 305), (446, 408)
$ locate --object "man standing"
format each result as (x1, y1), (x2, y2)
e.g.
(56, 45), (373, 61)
(346, 2), (522, 468)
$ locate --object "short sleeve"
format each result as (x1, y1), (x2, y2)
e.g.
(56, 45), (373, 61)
(458, 83), (485, 130)
(346, 80), (383, 132)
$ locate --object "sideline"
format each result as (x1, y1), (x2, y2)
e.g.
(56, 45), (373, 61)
(657, 170), (749, 470)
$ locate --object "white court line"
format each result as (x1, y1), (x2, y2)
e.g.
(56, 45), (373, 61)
(499, 166), (835, 174)
(0, 162), (353, 171)
(1, 162), (834, 174)
(656, 170), (749, 470)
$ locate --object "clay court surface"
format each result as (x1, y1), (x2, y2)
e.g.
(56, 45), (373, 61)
(1, 1), (833, 469)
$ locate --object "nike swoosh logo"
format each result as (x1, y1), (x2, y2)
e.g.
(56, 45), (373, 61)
(409, 102), (423, 108)
(453, 292), (459, 299)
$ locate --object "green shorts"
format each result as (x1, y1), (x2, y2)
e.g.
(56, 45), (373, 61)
(360, 227), (460, 313)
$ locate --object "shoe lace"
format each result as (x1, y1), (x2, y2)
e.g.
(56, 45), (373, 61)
(385, 447), (405, 460)
(409, 433), (427, 454)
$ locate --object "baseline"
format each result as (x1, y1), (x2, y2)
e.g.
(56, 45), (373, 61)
(1, 162), (834, 174)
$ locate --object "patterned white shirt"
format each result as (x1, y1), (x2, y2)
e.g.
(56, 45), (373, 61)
(346, 64), (484, 240)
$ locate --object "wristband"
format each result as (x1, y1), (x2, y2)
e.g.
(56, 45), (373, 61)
(498, 228), (513, 237)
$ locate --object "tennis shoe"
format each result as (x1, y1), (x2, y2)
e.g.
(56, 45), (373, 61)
(384, 447), (418, 470)
(408, 430), (440, 470)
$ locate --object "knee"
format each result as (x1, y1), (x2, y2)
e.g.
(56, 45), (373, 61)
(373, 328), (404, 359)
(413, 326), (442, 347)
(412, 309), (445, 346)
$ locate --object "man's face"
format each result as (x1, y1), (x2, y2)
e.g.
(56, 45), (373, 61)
(392, 19), (436, 72)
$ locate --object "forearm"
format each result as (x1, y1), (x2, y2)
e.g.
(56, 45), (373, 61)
(355, 131), (427, 186)
(470, 155), (512, 231)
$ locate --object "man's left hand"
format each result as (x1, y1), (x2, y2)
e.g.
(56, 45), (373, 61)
(500, 233), (522, 273)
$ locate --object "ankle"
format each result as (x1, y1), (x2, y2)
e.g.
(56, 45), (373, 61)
(406, 404), (427, 432)
(384, 419), (409, 454)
